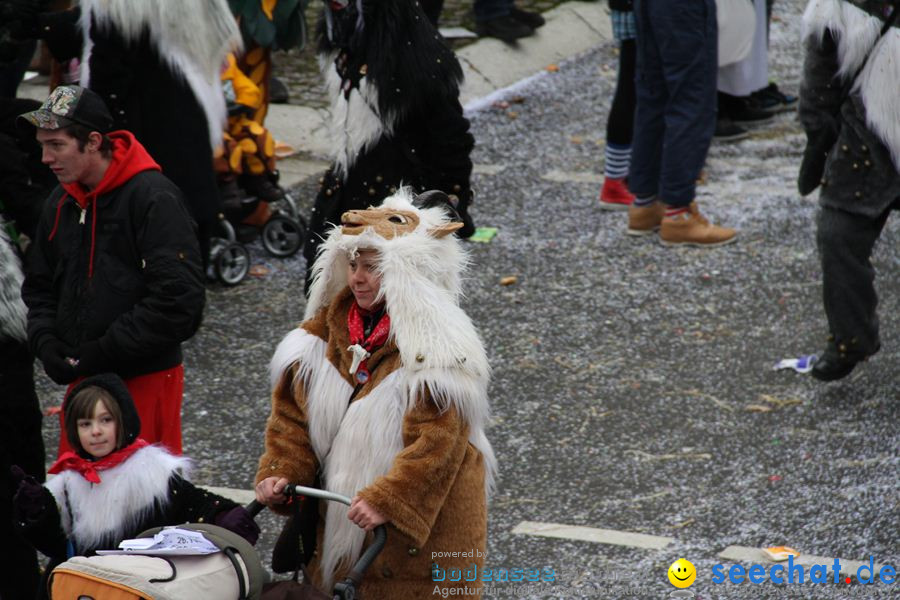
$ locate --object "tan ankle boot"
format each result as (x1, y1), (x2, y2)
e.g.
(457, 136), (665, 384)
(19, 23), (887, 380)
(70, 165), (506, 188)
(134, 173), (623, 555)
(627, 201), (665, 236)
(659, 202), (737, 247)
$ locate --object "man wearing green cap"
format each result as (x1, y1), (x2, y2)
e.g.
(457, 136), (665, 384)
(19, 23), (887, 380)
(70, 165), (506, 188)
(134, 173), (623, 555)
(19, 85), (205, 457)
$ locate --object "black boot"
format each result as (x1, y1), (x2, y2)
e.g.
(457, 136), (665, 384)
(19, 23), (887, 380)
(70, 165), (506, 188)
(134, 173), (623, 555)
(810, 338), (879, 382)
(475, 15), (534, 43)
(509, 7), (545, 29)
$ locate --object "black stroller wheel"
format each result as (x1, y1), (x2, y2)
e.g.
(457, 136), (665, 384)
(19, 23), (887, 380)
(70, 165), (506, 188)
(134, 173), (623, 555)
(214, 242), (250, 285)
(262, 215), (303, 258)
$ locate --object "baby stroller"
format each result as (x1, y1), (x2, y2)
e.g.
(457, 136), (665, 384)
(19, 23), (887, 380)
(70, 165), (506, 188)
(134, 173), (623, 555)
(209, 172), (306, 286)
(46, 486), (385, 600)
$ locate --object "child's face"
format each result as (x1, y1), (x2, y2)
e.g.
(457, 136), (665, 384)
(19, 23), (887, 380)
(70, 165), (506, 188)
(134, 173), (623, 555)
(77, 399), (118, 459)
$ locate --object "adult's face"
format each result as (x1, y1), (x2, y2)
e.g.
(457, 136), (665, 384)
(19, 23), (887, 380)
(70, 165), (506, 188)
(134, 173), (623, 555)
(36, 128), (94, 185)
(346, 249), (383, 312)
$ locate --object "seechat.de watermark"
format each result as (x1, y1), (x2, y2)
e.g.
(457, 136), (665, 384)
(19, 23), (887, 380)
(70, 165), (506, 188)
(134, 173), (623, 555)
(711, 555), (896, 586)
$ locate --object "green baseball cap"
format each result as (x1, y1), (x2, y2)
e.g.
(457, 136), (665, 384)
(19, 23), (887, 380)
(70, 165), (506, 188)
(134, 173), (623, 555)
(18, 85), (114, 134)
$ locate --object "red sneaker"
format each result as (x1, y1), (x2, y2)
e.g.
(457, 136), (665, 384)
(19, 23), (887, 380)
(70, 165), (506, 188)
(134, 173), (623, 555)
(599, 177), (634, 211)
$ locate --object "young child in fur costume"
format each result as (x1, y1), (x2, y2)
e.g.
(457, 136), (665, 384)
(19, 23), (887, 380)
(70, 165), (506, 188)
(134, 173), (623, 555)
(256, 188), (496, 598)
(798, 0), (900, 380)
(303, 0), (477, 290)
(12, 373), (259, 599)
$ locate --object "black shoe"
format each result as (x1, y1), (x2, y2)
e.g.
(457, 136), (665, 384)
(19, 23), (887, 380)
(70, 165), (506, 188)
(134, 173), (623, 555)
(243, 174), (284, 203)
(510, 7), (546, 29)
(811, 353), (862, 381)
(714, 116), (749, 142)
(728, 99), (775, 125)
(750, 83), (798, 114)
(719, 92), (774, 125)
(269, 76), (290, 104)
(810, 341), (879, 382)
(475, 15), (534, 43)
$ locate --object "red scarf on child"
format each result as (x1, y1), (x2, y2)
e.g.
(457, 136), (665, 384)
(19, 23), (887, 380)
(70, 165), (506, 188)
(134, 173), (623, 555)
(346, 302), (390, 384)
(48, 439), (150, 484)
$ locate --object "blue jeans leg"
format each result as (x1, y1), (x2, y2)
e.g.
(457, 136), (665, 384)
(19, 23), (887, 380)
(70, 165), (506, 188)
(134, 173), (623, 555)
(629, 0), (665, 199)
(629, 0), (717, 206)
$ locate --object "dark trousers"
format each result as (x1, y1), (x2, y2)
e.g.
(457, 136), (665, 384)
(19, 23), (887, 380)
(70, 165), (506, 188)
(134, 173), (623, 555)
(607, 39), (637, 147)
(0, 340), (45, 600)
(629, 0), (717, 206)
(817, 205), (894, 355)
(473, 0), (513, 21)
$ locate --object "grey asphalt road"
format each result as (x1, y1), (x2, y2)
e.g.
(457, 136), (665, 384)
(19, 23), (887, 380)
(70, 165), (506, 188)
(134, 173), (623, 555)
(34, 1), (897, 598)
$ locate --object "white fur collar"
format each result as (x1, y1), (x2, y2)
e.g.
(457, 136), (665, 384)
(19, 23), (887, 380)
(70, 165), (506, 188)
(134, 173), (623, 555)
(46, 445), (191, 553)
(78, 0), (241, 149)
(803, 0), (900, 170)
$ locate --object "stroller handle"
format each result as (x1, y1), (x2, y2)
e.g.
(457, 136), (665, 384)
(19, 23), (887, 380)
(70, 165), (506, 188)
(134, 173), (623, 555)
(246, 485), (388, 598)
(283, 484), (388, 595)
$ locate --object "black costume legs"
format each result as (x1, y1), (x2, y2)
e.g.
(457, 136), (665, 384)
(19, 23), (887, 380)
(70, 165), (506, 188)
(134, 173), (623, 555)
(816, 205), (890, 356)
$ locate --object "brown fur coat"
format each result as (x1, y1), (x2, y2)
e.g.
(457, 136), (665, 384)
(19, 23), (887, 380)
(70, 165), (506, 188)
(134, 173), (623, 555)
(256, 289), (488, 598)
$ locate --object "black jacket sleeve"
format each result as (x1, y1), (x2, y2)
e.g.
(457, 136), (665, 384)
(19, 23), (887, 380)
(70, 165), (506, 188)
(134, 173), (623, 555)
(37, 8), (82, 62)
(798, 30), (843, 196)
(95, 187), (205, 366)
(0, 133), (43, 240)
(21, 190), (63, 359)
(166, 474), (238, 525)
(420, 95), (474, 199)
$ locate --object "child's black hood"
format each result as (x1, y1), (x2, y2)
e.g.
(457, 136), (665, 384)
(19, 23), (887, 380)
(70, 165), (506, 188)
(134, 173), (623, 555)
(65, 373), (142, 454)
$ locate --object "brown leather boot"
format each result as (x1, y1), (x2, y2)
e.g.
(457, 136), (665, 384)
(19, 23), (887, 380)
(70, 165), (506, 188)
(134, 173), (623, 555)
(627, 201), (665, 236)
(660, 202), (737, 247)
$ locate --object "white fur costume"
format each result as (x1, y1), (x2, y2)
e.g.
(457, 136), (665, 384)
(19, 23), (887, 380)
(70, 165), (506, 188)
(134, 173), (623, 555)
(78, 0), (241, 148)
(46, 445), (191, 554)
(262, 189), (495, 595)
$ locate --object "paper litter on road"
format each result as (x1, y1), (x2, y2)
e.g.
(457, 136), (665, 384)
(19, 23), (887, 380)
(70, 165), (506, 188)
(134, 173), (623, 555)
(773, 355), (817, 374)
(469, 227), (498, 243)
(762, 546), (801, 561)
(96, 527), (220, 556)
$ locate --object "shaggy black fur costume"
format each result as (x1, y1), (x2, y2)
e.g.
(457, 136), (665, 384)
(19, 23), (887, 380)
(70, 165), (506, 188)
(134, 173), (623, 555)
(304, 0), (475, 288)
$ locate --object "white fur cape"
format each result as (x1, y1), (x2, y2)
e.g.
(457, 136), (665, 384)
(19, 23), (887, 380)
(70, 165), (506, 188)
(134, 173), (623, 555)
(803, 0), (900, 170)
(319, 51), (393, 180)
(78, 0), (241, 148)
(270, 189), (496, 587)
(46, 445), (191, 553)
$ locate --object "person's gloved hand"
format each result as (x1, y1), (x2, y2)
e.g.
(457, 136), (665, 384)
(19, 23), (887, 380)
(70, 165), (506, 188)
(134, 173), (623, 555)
(74, 340), (107, 376)
(40, 339), (78, 385)
(214, 506), (260, 545)
(11, 465), (49, 522)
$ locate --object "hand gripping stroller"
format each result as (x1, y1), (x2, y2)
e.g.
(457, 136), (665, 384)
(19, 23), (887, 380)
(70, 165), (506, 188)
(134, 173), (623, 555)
(254, 484), (387, 600)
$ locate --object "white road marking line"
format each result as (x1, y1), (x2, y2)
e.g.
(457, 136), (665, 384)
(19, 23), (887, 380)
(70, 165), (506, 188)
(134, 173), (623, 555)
(512, 521), (674, 549)
(473, 163), (507, 175)
(541, 170), (604, 184)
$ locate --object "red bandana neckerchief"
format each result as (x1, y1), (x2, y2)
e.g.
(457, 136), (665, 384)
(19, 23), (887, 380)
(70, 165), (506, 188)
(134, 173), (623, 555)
(347, 301), (390, 384)
(48, 439), (150, 484)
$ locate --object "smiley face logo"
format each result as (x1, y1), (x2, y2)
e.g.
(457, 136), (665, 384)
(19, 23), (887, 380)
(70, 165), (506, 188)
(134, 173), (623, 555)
(667, 558), (696, 588)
